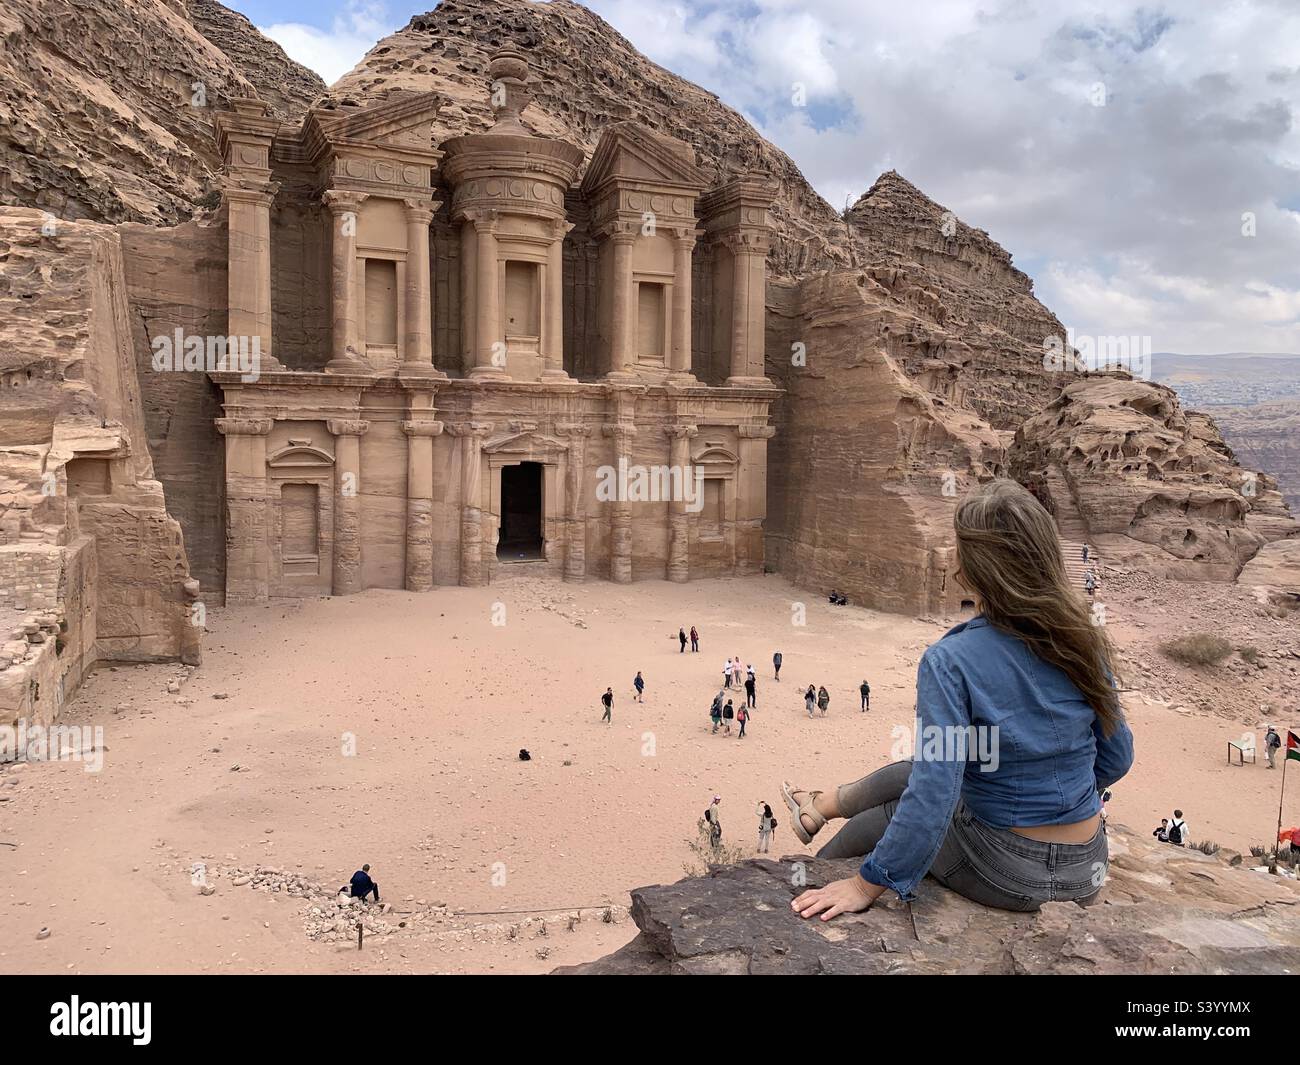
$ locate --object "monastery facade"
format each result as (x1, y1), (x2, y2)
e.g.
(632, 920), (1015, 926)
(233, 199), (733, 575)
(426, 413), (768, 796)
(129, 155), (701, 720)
(210, 50), (778, 602)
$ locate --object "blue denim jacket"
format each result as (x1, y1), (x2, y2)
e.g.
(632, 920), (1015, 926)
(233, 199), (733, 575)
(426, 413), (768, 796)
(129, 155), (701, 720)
(859, 615), (1134, 901)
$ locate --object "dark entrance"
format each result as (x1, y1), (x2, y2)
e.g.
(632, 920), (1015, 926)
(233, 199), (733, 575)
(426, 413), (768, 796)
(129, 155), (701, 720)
(498, 462), (544, 561)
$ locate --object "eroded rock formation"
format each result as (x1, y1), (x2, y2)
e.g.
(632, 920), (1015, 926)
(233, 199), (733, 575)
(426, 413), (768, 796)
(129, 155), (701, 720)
(556, 824), (1300, 974)
(1009, 377), (1298, 580)
(0, 0), (324, 224)
(0, 207), (199, 728)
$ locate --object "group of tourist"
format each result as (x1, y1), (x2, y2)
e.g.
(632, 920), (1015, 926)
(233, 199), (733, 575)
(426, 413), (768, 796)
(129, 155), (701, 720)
(1152, 810), (1190, 846)
(709, 687), (751, 738)
(677, 626), (700, 653)
(803, 684), (830, 717)
(700, 795), (779, 855)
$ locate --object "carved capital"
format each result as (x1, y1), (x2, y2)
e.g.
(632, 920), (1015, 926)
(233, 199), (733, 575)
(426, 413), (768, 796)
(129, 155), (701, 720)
(664, 424), (699, 440)
(671, 228), (699, 250)
(401, 420), (445, 437)
(326, 419), (370, 437)
(555, 422), (594, 438)
(216, 417), (274, 437)
(463, 207), (500, 233)
(322, 189), (369, 214)
(737, 424), (777, 440)
(222, 176), (279, 206)
(602, 424), (637, 442)
(402, 198), (439, 225)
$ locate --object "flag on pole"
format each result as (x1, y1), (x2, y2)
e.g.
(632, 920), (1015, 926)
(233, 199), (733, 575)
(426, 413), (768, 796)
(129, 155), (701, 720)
(1288, 731), (1300, 762)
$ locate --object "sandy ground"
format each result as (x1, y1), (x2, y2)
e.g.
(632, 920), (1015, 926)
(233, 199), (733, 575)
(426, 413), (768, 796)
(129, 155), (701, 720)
(1, 572), (1297, 974)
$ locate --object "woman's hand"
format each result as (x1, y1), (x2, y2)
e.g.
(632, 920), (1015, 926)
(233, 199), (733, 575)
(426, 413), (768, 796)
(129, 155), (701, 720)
(791, 874), (885, 921)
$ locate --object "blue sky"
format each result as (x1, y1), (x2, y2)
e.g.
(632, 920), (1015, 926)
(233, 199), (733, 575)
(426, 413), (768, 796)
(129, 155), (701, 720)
(229, 0), (1300, 355)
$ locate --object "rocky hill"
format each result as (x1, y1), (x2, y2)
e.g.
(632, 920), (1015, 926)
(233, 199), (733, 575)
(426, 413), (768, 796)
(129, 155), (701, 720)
(0, 0), (324, 224)
(555, 824), (1300, 974)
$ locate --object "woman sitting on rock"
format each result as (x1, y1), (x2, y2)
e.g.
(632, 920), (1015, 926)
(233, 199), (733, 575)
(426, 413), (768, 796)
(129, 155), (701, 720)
(782, 479), (1133, 920)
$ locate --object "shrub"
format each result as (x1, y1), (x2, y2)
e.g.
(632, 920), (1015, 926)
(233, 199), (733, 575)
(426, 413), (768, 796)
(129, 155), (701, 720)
(1238, 646), (1260, 665)
(1159, 633), (1234, 666)
(1189, 839), (1219, 856)
(682, 818), (757, 877)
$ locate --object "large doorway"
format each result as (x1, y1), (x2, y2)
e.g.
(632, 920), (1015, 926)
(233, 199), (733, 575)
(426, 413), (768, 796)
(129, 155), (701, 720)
(498, 462), (544, 561)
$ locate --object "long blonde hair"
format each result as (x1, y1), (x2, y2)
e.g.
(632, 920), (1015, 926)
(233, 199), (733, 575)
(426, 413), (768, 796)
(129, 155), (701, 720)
(955, 479), (1122, 734)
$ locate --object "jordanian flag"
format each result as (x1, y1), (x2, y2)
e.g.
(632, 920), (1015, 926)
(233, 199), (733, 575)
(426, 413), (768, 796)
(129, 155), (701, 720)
(1288, 731), (1300, 762)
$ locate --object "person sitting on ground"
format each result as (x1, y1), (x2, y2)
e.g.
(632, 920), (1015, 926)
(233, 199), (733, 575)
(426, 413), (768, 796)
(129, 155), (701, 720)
(804, 685), (816, 718)
(781, 479), (1134, 920)
(1168, 809), (1188, 846)
(349, 864), (379, 902)
(1152, 818), (1169, 843)
(817, 685), (830, 716)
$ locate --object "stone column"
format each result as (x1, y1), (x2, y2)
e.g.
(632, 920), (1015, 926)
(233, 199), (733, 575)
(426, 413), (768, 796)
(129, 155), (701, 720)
(665, 424), (698, 582)
(323, 190), (369, 373)
(670, 229), (696, 379)
(542, 219), (573, 380)
(728, 236), (751, 382)
(224, 181), (285, 372)
(459, 218), (477, 376)
(608, 228), (636, 378)
(557, 423), (592, 581)
(725, 232), (773, 387)
(469, 211), (507, 379)
(602, 423), (636, 582)
(327, 419), (369, 594)
(736, 424), (776, 575)
(401, 420), (444, 592)
(216, 417), (274, 604)
(399, 199), (444, 379)
(448, 422), (493, 585)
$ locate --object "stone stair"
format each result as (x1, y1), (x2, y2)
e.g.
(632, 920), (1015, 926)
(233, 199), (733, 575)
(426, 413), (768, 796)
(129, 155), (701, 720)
(1059, 536), (1100, 592)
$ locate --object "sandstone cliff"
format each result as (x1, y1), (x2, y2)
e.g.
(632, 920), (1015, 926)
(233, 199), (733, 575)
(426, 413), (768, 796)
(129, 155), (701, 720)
(0, 207), (200, 727)
(0, 0), (324, 224)
(1009, 377), (1299, 580)
(556, 824), (1300, 974)
(1212, 400), (1300, 515)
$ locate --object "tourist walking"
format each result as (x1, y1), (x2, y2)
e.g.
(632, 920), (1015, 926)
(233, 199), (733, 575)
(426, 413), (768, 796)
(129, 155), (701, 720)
(1266, 725), (1281, 768)
(704, 796), (722, 850)
(817, 685), (830, 716)
(736, 703), (749, 739)
(690, 626), (699, 652)
(859, 679), (871, 712)
(600, 686), (613, 724)
(773, 651), (782, 681)
(722, 698), (735, 736)
(779, 479), (1133, 921)
(804, 685), (816, 718)
(745, 669), (757, 708)
(633, 671), (645, 703)
(1084, 569), (1096, 597)
(757, 803), (776, 853)
(679, 627), (687, 653)
(710, 690), (724, 733)
(1082, 544), (1089, 562)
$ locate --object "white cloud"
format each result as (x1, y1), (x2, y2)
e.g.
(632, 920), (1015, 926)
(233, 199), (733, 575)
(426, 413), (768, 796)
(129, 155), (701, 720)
(259, 1), (399, 86)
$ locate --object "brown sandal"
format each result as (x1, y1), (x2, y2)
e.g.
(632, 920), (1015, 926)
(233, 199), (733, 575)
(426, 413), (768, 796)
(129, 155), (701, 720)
(781, 780), (826, 845)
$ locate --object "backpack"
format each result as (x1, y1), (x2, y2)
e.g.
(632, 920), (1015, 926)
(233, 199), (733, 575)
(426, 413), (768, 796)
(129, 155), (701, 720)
(1268, 731), (1282, 749)
(723, 704), (734, 719)
(1168, 820), (1184, 845)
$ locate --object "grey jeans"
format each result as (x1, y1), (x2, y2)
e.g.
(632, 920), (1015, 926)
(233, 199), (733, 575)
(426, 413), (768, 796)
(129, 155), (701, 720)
(815, 761), (1107, 911)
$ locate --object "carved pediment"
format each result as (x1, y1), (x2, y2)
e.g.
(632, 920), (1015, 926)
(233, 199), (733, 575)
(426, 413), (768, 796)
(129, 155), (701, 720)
(482, 428), (570, 456)
(268, 443), (335, 469)
(303, 92), (445, 165)
(580, 122), (709, 199)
